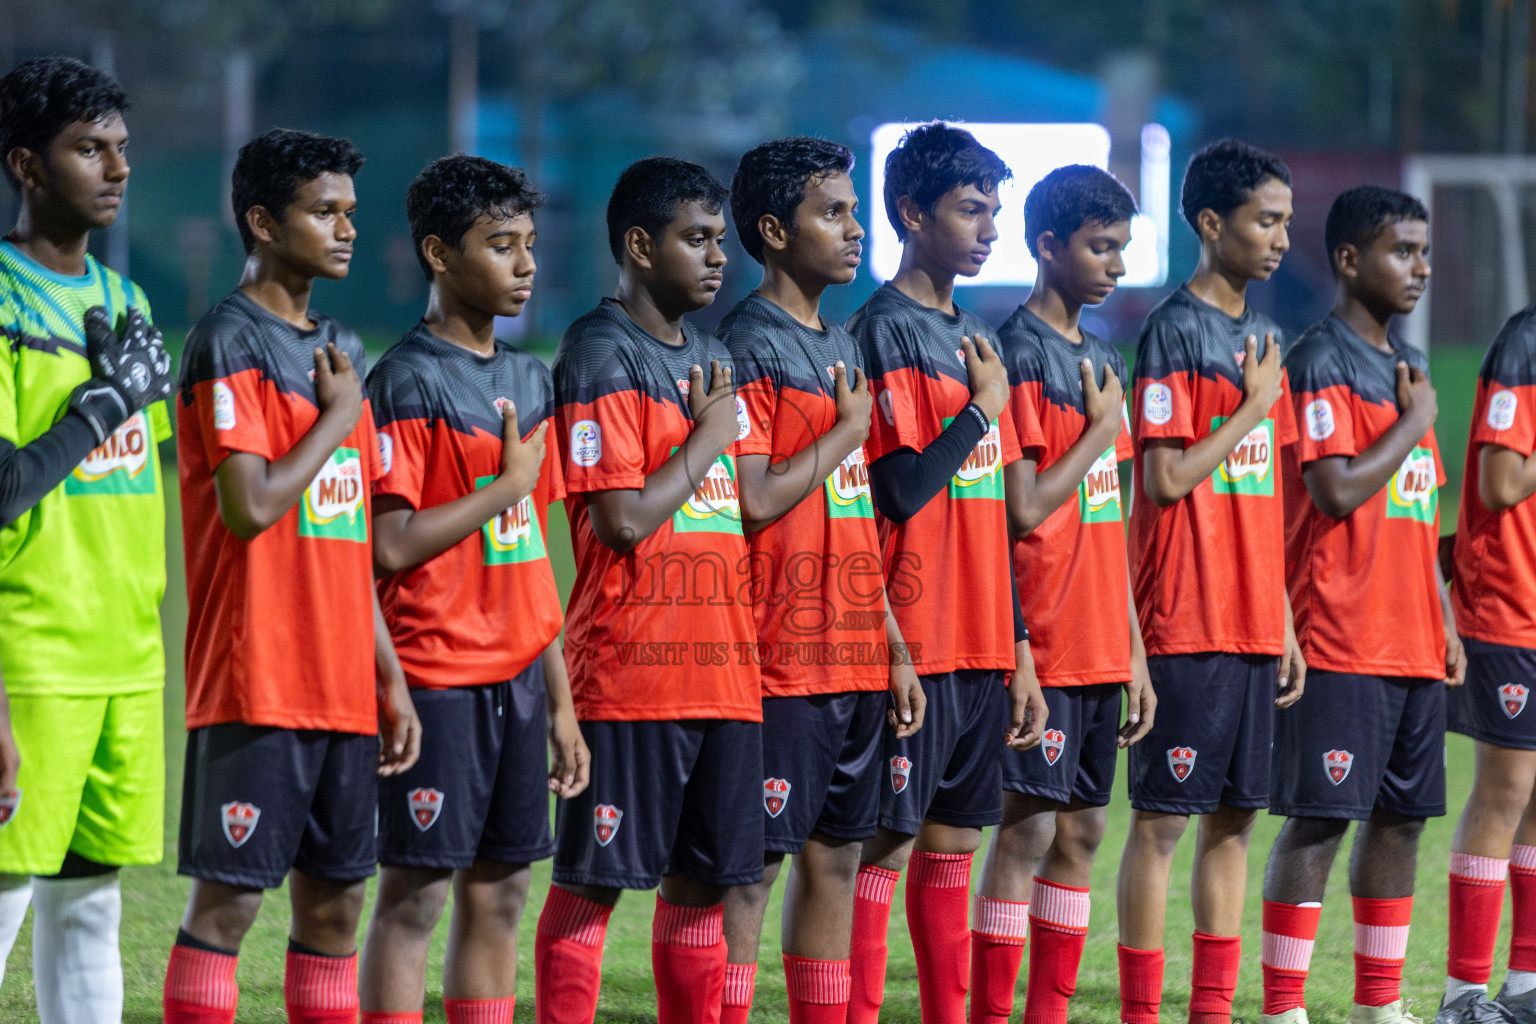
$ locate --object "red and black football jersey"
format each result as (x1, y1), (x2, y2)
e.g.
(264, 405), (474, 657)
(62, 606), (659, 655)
(998, 306), (1134, 687)
(1129, 286), (1299, 658)
(1455, 305), (1536, 649)
(552, 300), (760, 722)
(846, 282), (1023, 675)
(720, 294), (888, 698)
(177, 291), (383, 733)
(368, 325), (565, 689)
(1284, 316), (1445, 678)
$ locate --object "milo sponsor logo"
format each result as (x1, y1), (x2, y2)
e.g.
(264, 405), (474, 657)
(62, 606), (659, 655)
(299, 447), (367, 542)
(67, 411), (155, 495)
(945, 416), (1004, 501)
(1077, 445), (1123, 523)
(1210, 417), (1275, 496)
(825, 446), (874, 519)
(673, 452), (744, 535)
(1386, 446), (1438, 523)
(476, 476), (549, 564)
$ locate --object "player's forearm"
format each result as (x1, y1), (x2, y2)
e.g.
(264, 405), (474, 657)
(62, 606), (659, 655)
(869, 404), (989, 523)
(372, 479), (532, 575)
(1478, 444), (1536, 511)
(1142, 400), (1268, 506)
(1436, 560), (1458, 635)
(214, 411), (359, 539)
(884, 605), (913, 667)
(1006, 428), (1116, 538)
(372, 589), (406, 688)
(584, 430), (731, 552)
(1303, 412), (1433, 518)
(738, 423), (864, 532)
(0, 413), (104, 527)
(541, 640), (577, 716)
(1127, 568), (1148, 661)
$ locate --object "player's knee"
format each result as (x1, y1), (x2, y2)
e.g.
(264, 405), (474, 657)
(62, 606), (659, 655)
(294, 879), (368, 939)
(1204, 804), (1258, 842)
(1131, 811), (1188, 857)
(1053, 808), (1109, 865)
(377, 879), (451, 935)
(1472, 769), (1536, 826)
(1283, 815), (1350, 851)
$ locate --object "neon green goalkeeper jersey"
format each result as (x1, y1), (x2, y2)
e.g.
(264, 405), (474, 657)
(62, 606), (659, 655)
(0, 241), (169, 696)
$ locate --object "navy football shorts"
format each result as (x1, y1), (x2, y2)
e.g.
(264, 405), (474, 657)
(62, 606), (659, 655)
(178, 724), (377, 890)
(880, 669), (1007, 835)
(378, 659), (555, 870)
(552, 718), (764, 890)
(1127, 653), (1277, 815)
(1003, 683), (1122, 807)
(761, 690), (886, 854)
(1271, 670), (1445, 820)
(1449, 638), (1536, 751)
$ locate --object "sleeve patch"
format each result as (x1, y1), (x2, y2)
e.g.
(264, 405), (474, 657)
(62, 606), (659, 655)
(570, 419), (602, 466)
(1143, 383), (1173, 425)
(1489, 389), (1519, 431)
(735, 396), (751, 441)
(878, 389), (896, 426)
(378, 431), (393, 475)
(1304, 398), (1336, 441)
(212, 381), (236, 430)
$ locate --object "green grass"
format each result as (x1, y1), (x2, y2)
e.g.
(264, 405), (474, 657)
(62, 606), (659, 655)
(0, 344), (1501, 1022)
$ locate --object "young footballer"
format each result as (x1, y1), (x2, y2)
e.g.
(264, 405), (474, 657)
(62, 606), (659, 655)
(715, 136), (926, 1024)
(0, 56), (176, 1021)
(164, 129), (421, 1024)
(1118, 138), (1304, 1024)
(358, 155), (589, 1024)
(843, 121), (1047, 1024)
(533, 157), (760, 1024)
(972, 163), (1156, 1024)
(1264, 185), (1457, 1024)
(1439, 283), (1536, 1020)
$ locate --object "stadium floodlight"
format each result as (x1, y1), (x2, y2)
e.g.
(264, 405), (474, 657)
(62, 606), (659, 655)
(868, 121), (1172, 288)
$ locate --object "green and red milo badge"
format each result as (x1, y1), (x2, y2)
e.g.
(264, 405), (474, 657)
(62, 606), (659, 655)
(944, 415), (1005, 500)
(300, 446), (368, 542)
(1386, 446), (1438, 523)
(66, 411), (157, 496)
(476, 475), (550, 563)
(1078, 446), (1123, 523)
(1209, 416), (1275, 496)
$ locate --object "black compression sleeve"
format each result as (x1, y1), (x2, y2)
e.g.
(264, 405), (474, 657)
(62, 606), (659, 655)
(0, 411), (105, 528)
(1011, 562), (1030, 642)
(868, 402), (990, 523)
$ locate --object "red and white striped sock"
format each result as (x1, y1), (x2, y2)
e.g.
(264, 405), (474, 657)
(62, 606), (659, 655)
(444, 996), (514, 1024)
(847, 864), (899, 1024)
(163, 942), (239, 1024)
(534, 886), (612, 1024)
(284, 948), (358, 1024)
(1189, 931), (1241, 1024)
(906, 851), (973, 1024)
(1354, 896), (1413, 1007)
(1261, 901), (1321, 1014)
(969, 895), (1028, 1024)
(1023, 878), (1090, 1024)
(1509, 845), (1536, 990)
(720, 960), (756, 1024)
(651, 897), (726, 1024)
(783, 954), (851, 1024)
(1448, 852), (1508, 990)
(1118, 944), (1164, 1024)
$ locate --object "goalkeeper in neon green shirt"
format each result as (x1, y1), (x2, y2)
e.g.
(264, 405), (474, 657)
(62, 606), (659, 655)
(0, 56), (176, 1022)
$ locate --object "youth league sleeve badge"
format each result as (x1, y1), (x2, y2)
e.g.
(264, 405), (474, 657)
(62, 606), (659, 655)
(1489, 390), (1519, 431)
(570, 420), (602, 467)
(212, 381), (236, 430)
(1304, 398), (1336, 441)
(377, 431), (394, 476)
(1143, 383), (1174, 426)
(878, 389), (896, 426)
(735, 395), (751, 441)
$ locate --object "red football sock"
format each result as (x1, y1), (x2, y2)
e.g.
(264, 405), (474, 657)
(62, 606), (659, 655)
(1261, 901), (1321, 1014)
(164, 942), (240, 1024)
(783, 954), (851, 1024)
(906, 851), (973, 1024)
(720, 961), (756, 1024)
(1023, 878), (1091, 1024)
(1448, 852), (1508, 984)
(1189, 932), (1241, 1024)
(1118, 944), (1164, 1024)
(444, 996), (515, 1024)
(848, 864), (899, 1024)
(651, 896), (726, 1024)
(534, 886), (612, 1024)
(969, 895), (1028, 1024)
(1512, 845), (1536, 973)
(284, 949), (358, 1024)
(1353, 896), (1412, 1007)
(361, 1013), (423, 1024)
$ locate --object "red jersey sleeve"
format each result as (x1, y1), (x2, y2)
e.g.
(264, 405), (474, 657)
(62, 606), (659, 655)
(1132, 324), (1197, 445)
(1472, 372), (1536, 457)
(368, 368), (430, 507)
(731, 348), (777, 459)
(1275, 369), (1300, 447)
(1115, 402), (1134, 462)
(1292, 378), (1360, 465)
(185, 327), (279, 467)
(543, 414), (567, 503)
(1008, 380), (1047, 455)
(560, 354), (648, 493)
(997, 395), (1024, 467)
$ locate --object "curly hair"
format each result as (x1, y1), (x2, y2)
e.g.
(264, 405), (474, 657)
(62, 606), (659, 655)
(406, 154), (543, 280)
(1323, 185), (1429, 275)
(231, 128), (365, 253)
(882, 122), (1011, 241)
(606, 156), (728, 265)
(0, 56), (129, 190)
(730, 137), (855, 265)
(1180, 138), (1291, 234)
(1023, 164), (1137, 258)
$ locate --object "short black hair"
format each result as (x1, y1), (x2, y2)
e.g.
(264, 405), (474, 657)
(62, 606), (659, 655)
(406, 154), (543, 280)
(231, 128), (365, 253)
(606, 156), (728, 264)
(730, 137), (855, 265)
(0, 56), (129, 190)
(1324, 185), (1429, 275)
(882, 122), (1011, 241)
(1180, 138), (1291, 233)
(1023, 164), (1138, 258)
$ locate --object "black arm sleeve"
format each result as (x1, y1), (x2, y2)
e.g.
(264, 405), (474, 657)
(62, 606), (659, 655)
(0, 411), (104, 528)
(868, 402), (990, 524)
(1010, 562), (1030, 642)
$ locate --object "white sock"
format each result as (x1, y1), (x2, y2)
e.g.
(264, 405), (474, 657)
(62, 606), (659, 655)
(31, 873), (122, 1024)
(0, 875), (32, 988)
(1504, 969), (1536, 999)
(1445, 977), (1487, 1004)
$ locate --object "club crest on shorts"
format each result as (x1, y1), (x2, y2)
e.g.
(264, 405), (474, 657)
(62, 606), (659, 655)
(594, 804), (623, 847)
(1042, 729), (1066, 766)
(221, 802), (260, 848)
(1501, 683), (1529, 720)
(1323, 749), (1354, 786)
(408, 787), (444, 831)
(0, 791), (19, 828)
(889, 755), (912, 794)
(1166, 747), (1196, 783)
(763, 778), (791, 818)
